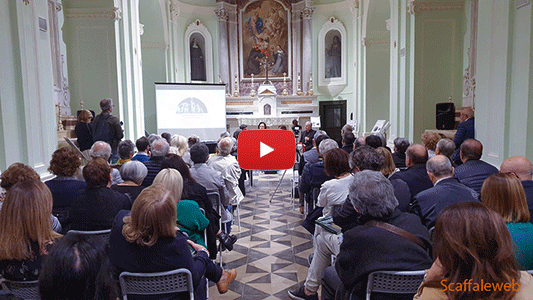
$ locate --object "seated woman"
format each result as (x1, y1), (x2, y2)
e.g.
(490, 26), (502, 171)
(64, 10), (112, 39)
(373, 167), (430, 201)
(169, 135), (193, 167)
(0, 180), (61, 281)
(39, 233), (119, 300)
(68, 158), (131, 231)
(116, 140), (135, 165)
(415, 201), (533, 299)
(45, 147), (87, 225)
(108, 184), (237, 299)
(161, 154), (235, 256)
(376, 147), (411, 212)
(111, 160), (147, 203)
(1, 163), (62, 233)
(481, 173), (533, 270)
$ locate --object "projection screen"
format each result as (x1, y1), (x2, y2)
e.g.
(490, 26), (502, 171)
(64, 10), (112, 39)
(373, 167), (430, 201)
(155, 83), (226, 141)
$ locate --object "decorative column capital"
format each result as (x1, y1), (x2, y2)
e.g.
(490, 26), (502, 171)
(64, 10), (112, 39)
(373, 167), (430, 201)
(169, 0), (180, 19)
(215, 8), (229, 21)
(352, 0), (360, 11)
(301, 6), (315, 19)
(408, 1), (464, 15)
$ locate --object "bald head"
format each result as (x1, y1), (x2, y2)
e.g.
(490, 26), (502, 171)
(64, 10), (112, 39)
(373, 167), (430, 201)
(460, 139), (482, 162)
(460, 107), (474, 122)
(426, 155), (454, 183)
(405, 144), (428, 167)
(501, 156), (533, 181)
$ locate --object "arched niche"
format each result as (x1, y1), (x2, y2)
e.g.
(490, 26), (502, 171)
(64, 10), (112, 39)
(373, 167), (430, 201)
(318, 17), (347, 98)
(185, 20), (213, 83)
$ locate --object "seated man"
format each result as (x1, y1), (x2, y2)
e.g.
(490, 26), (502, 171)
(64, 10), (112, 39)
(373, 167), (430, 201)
(453, 139), (498, 194)
(299, 139), (338, 213)
(500, 156), (533, 221)
(323, 170), (433, 300)
(414, 155), (479, 228)
(341, 132), (355, 154)
(435, 138), (456, 167)
(390, 144), (433, 199)
(141, 137), (169, 186)
(131, 136), (150, 162)
(207, 137), (244, 207)
(86, 141), (124, 185)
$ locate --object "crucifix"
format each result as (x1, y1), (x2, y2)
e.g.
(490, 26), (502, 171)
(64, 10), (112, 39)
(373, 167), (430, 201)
(260, 58), (274, 85)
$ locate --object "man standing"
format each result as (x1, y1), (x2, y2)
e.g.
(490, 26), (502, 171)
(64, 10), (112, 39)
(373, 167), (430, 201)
(300, 122), (316, 152)
(452, 107), (475, 164)
(91, 98), (123, 164)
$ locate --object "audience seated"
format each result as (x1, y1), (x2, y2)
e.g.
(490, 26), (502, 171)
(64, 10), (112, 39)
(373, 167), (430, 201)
(0, 181), (61, 281)
(376, 147), (411, 212)
(452, 107), (475, 165)
(1, 163), (61, 233)
(415, 202), (533, 299)
(375, 147), (398, 178)
(111, 160), (147, 203)
(161, 132), (172, 144)
(413, 155), (479, 228)
(131, 136), (150, 163)
(45, 147), (87, 226)
(481, 173), (533, 270)
(116, 139), (135, 165)
(299, 139), (338, 213)
(68, 158), (131, 231)
(390, 144), (433, 199)
(88, 141), (124, 185)
(500, 156), (533, 221)
(341, 132), (355, 154)
(453, 139), (498, 194)
(188, 135), (201, 148)
(161, 154), (234, 257)
(108, 185), (236, 299)
(323, 170), (432, 300)
(353, 137), (366, 151)
(391, 137), (409, 169)
(207, 137), (244, 207)
(301, 131), (328, 170)
(141, 137), (169, 187)
(289, 149), (351, 300)
(421, 131), (444, 159)
(190, 143), (230, 208)
(434, 138), (456, 167)
(169, 134), (193, 167)
(38, 233), (119, 300)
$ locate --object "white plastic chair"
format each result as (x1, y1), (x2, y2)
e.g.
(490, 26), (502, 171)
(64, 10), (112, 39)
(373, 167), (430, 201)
(0, 279), (40, 300)
(362, 270), (425, 300)
(119, 268), (194, 300)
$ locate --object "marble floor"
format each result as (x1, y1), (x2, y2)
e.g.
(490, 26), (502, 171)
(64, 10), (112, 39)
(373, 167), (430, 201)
(208, 170), (313, 300)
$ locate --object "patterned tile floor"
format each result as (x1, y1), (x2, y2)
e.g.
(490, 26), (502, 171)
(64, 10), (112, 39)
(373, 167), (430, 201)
(208, 170), (313, 299)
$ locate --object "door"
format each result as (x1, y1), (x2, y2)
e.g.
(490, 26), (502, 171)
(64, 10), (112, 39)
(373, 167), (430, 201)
(319, 100), (347, 144)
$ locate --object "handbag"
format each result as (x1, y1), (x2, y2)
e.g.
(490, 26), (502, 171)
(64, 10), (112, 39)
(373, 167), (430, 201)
(301, 206), (323, 234)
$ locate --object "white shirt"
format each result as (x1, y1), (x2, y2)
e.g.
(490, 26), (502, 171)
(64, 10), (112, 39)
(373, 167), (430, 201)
(317, 175), (352, 218)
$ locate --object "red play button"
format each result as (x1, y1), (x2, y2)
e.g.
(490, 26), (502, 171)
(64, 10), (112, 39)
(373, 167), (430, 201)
(238, 129), (296, 170)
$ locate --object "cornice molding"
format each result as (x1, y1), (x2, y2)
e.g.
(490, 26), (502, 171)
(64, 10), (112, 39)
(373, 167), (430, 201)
(141, 43), (169, 50)
(362, 38), (391, 46)
(65, 7), (121, 20)
(407, 1), (464, 15)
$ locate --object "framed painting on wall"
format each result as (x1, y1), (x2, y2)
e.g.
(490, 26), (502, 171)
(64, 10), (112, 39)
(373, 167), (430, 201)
(239, 0), (291, 80)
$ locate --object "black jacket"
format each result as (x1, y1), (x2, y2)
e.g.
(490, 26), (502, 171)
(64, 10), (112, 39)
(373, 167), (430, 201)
(390, 164), (433, 199)
(453, 159), (498, 194)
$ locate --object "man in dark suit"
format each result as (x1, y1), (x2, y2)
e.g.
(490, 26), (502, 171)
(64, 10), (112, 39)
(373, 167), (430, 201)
(341, 132), (355, 154)
(321, 170), (432, 300)
(391, 137), (409, 170)
(453, 139), (498, 194)
(390, 144), (433, 199)
(452, 107), (475, 164)
(300, 121), (316, 152)
(141, 138), (169, 186)
(414, 155), (479, 228)
(500, 156), (533, 221)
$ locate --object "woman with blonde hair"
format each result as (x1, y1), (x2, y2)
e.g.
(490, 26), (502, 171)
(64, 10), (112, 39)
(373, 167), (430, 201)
(481, 173), (533, 269)
(108, 184), (236, 299)
(375, 147), (397, 178)
(415, 201), (533, 299)
(169, 135), (193, 166)
(0, 180), (61, 281)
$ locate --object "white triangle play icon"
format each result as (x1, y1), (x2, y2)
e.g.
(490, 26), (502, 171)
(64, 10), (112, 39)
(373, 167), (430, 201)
(260, 142), (275, 158)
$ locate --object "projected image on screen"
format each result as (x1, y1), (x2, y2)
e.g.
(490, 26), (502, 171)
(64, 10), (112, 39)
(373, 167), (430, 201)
(155, 83), (226, 141)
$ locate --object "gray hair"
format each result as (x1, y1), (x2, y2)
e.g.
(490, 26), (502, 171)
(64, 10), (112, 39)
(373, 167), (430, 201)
(120, 160), (148, 184)
(100, 98), (112, 111)
(188, 135), (200, 148)
(436, 138), (455, 158)
(190, 143), (209, 163)
(342, 124), (354, 133)
(118, 140), (135, 160)
(147, 134), (161, 145)
(151, 139), (170, 157)
(314, 130), (328, 140)
(349, 170), (398, 218)
(217, 137), (234, 156)
(90, 141), (111, 161)
(393, 137), (410, 153)
(318, 139), (339, 156)
(426, 155), (453, 178)
(349, 146), (384, 171)
(220, 131), (231, 138)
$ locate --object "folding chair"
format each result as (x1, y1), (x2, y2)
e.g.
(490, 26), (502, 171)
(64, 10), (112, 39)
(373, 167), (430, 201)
(0, 279), (39, 300)
(206, 191), (226, 267)
(119, 268), (194, 300)
(67, 229), (112, 243)
(199, 208), (209, 299)
(362, 270), (425, 300)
